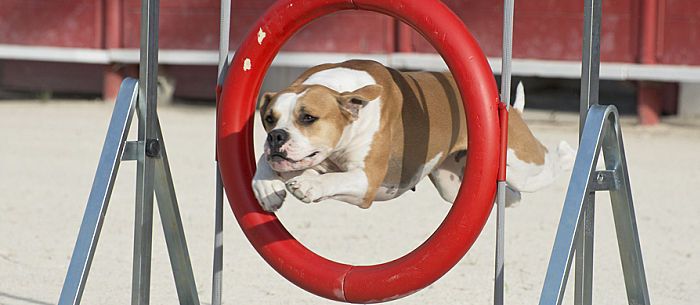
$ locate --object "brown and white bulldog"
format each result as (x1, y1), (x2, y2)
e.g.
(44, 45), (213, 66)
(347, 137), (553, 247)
(252, 60), (575, 212)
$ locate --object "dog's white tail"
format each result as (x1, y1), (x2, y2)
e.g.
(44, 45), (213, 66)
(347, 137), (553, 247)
(557, 141), (576, 171)
(513, 81), (525, 113)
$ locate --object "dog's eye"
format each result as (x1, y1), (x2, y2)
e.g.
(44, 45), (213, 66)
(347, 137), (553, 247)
(265, 115), (275, 125)
(300, 114), (318, 124)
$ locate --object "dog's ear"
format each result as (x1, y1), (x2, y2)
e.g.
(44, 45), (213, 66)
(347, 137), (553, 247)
(258, 92), (276, 114)
(337, 84), (382, 119)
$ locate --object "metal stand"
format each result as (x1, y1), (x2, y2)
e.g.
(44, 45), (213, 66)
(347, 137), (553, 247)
(538, 0), (651, 304)
(58, 0), (200, 304)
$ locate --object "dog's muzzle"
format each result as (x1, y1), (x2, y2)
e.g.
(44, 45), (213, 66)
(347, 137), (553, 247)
(267, 129), (289, 161)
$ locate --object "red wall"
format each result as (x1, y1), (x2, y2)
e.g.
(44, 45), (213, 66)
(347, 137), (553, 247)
(2, 0), (700, 101)
(120, 0), (395, 53)
(405, 0), (640, 62)
(656, 0), (700, 65)
(0, 0), (104, 48)
(1, 0), (699, 65)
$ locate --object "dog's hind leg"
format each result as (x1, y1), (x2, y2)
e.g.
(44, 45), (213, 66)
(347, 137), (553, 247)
(428, 150), (467, 203)
(429, 150), (523, 206)
(505, 184), (522, 207)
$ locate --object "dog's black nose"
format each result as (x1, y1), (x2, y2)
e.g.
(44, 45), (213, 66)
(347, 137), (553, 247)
(267, 129), (289, 148)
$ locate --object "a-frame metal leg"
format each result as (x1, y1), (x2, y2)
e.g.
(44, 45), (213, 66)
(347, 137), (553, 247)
(601, 110), (651, 305)
(58, 78), (138, 305)
(153, 118), (201, 304)
(538, 105), (650, 305)
(58, 78), (200, 305)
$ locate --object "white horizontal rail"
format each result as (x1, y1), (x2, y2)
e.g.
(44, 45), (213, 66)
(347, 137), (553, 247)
(2, 44), (700, 82)
(0, 44), (109, 64)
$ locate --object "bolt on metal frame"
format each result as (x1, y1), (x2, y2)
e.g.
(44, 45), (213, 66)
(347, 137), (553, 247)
(57, 0), (200, 304)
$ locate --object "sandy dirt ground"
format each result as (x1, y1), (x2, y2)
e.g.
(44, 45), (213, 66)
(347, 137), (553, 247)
(1, 100), (698, 305)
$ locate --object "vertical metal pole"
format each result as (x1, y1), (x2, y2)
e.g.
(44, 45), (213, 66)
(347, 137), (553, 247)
(494, 181), (507, 305)
(495, 0), (514, 305)
(133, 0), (159, 304)
(580, 0), (601, 127)
(576, 0), (601, 304)
(212, 171), (224, 305)
(212, 1), (230, 305)
(500, 0), (515, 112)
(218, 0), (231, 76)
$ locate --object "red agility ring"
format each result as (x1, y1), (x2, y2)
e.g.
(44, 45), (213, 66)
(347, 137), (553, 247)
(217, 0), (500, 302)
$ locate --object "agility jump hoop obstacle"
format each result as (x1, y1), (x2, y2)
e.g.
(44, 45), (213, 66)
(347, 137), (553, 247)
(219, 0), (501, 302)
(58, 0), (651, 304)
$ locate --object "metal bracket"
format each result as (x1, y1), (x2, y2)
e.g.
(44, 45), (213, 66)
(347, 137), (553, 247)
(589, 170), (618, 192)
(538, 105), (650, 305)
(122, 141), (141, 161)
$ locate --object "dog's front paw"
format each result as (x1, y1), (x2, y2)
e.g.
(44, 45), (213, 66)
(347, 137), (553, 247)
(252, 179), (287, 212)
(285, 174), (327, 203)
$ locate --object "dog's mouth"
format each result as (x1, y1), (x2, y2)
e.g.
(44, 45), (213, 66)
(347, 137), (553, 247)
(268, 151), (320, 163)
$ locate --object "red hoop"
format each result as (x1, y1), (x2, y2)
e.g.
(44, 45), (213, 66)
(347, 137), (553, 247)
(217, 0), (500, 302)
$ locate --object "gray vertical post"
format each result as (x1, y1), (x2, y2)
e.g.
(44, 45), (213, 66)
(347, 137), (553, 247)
(218, 0), (231, 76)
(132, 0), (159, 304)
(500, 0), (515, 112)
(212, 167), (225, 305)
(495, 0), (514, 305)
(580, 0), (601, 128)
(212, 1), (231, 305)
(575, 0), (601, 304)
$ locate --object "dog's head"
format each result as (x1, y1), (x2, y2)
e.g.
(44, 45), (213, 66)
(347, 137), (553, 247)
(258, 84), (382, 172)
